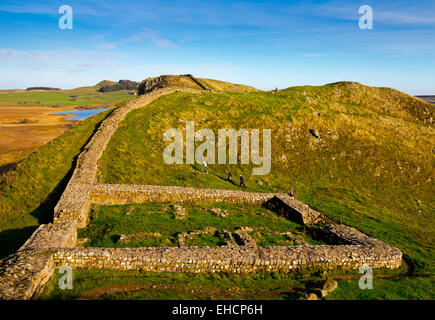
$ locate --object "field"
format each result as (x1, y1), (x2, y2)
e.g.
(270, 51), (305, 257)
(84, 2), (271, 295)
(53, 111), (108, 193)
(0, 83), (133, 167)
(0, 84), (132, 107)
(77, 203), (322, 248)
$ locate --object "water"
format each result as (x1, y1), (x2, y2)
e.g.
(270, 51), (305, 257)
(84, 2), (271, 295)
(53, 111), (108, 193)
(54, 107), (110, 120)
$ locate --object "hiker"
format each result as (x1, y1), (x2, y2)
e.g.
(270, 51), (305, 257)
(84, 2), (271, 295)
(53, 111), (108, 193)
(227, 172), (232, 183)
(290, 188), (294, 199)
(203, 161), (207, 174)
(239, 175), (246, 188)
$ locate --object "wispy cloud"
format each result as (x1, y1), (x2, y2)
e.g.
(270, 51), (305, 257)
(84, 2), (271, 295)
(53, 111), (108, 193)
(93, 43), (118, 50)
(70, 62), (95, 73)
(300, 54), (324, 57)
(0, 48), (122, 66)
(310, 0), (435, 26)
(125, 28), (176, 47)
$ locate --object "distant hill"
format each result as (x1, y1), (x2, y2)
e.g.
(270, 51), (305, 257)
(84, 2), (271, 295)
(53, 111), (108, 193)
(416, 95), (435, 105)
(96, 80), (118, 87)
(99, 80), (139, 92)
(26, 87), (61, 91)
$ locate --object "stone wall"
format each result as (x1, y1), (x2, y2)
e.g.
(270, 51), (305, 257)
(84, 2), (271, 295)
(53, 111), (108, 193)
(54, 87), (202, 228)
(89, 184), (279, 206)
(265, 195), (327, 225)
(184, 74), (211, 91)
(0, 221), (77, 300)
(53, 244), (402, 274)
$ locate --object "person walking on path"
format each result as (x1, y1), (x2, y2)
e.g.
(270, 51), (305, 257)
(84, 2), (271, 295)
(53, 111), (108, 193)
(227, 172), (232, 183)
(239, 175), (246, 188)
(290, 188), (294, 199)
(203, 161), (207, 174)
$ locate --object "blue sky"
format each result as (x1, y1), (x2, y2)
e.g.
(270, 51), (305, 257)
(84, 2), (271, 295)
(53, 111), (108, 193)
(0, 0), (434, 94)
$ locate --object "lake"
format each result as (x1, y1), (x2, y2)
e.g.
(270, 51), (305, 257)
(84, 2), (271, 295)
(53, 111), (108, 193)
(55, 107), (110, 120)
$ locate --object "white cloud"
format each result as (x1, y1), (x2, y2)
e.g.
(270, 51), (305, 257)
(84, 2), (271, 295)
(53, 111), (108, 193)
(125, 28), (177, 47)
(0, 48), (122, 66)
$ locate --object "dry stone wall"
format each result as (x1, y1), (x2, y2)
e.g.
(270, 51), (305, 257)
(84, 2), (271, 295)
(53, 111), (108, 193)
(53, 244), (401, 274)
(184, 74), (211, 91)
(0, 221), (77, 300)
(1, 87), (195, 300)
(89, 184), (279, 206)
(54, 87), (202, 227)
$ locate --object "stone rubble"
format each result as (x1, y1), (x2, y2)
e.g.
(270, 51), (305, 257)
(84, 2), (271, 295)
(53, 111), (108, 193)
(119, 233), (162, 243)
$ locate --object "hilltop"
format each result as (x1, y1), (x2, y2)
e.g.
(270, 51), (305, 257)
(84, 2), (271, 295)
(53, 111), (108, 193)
(138, 74), (259, 94)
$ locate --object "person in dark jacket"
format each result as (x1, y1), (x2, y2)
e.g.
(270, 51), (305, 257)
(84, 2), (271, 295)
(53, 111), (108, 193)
(239, 175), (246, 188)
(227, 172), (232, 183)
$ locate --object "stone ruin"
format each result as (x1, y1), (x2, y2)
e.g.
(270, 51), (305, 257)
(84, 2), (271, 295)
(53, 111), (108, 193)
(0, 82), (402, 300)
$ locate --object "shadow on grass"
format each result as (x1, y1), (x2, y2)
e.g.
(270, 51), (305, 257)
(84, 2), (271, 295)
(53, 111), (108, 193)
(29, 168), (74, 225)
(0, 226), (37, 259)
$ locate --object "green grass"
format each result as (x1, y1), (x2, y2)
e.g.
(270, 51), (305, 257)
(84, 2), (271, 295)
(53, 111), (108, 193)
(41, 267), (432, 300)
(0, 104), (122, 258)
(41, 269), (312, 300)
(0, 85), (132, 107)
(78, 203), (321, 247)
(326, 277), (435, 300)
(98, 82), (434, 299)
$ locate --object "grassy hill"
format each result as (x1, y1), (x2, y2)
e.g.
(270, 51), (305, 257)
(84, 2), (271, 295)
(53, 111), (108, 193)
(1, 76), (433, 299)
(97, 81), (434, 299)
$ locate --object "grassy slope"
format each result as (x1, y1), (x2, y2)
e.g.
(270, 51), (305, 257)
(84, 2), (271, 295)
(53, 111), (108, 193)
(0, 107), (116, 258)
(98, 82), (434, 299)
(199, 78), (259, 92)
